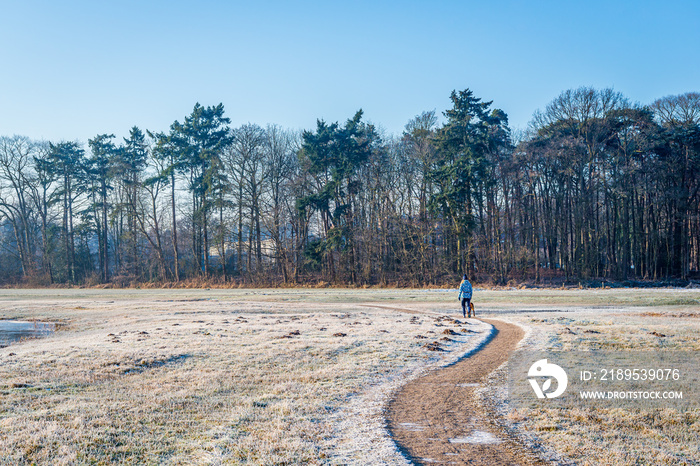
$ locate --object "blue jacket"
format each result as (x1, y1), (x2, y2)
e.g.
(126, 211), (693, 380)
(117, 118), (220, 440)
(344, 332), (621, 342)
(458, 280), (472, 299)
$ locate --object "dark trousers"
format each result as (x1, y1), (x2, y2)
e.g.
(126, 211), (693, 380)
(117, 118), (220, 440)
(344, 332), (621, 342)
(461, 298), (471, 317)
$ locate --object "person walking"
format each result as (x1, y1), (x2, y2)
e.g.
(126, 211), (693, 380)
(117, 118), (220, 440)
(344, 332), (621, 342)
(458, 274), (473, 318)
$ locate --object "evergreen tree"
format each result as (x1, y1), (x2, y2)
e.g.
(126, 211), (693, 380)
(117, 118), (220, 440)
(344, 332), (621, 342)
(431, 89), (509, 275)
(47, 141), (85, 283)
(297, 110), (371, 282)
(170, 103), (231, 276)
(87, 134), (118, 282)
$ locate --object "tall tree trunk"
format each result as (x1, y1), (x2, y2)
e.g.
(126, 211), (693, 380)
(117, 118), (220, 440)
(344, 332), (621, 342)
(203, 195), (209, 277)
(102, 179), (109, 282)
(220, 192), (226, 281)
(171, 170), (180, 282)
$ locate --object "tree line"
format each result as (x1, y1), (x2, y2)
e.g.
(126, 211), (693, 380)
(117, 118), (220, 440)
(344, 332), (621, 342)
(0, 88), (698, 286)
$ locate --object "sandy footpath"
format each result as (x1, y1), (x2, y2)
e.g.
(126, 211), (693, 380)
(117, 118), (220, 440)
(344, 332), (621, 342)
(387, 319), (547, 465)
(326, 306), (493, 465)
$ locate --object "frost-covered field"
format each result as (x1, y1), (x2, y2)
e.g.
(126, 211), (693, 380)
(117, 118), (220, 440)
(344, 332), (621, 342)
(480, 296), (700, 466)
(0, 288), (698, 465)
(0, 289), (491, 465)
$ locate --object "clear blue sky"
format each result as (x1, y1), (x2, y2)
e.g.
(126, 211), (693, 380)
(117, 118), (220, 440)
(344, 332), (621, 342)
(1, 0), (698, 144)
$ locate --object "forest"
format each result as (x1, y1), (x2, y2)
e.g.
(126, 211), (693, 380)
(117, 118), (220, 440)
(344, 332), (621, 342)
(0, 87), (698, 286)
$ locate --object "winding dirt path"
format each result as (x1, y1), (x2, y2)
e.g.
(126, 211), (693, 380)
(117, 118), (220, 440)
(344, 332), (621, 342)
(386, 319), (546, 465)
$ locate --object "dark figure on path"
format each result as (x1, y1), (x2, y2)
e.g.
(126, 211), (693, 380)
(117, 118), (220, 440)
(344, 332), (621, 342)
(458, 274), (473, 318)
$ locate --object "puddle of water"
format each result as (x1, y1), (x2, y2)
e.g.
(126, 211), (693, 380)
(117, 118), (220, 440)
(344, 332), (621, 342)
(398, 422), (425, 431)
(0, 321), (55, 346)
(449, 430), (503, 445)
